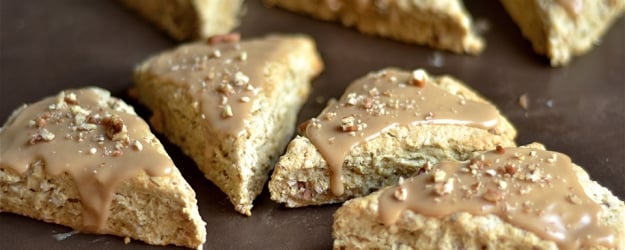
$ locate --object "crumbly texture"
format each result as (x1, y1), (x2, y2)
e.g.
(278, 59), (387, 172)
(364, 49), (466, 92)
(332, 143), (625, 250)
(264, 0), (484, 54)
(0, 88), (206, 249)
(501, 0), (625, 66)
(117, 0), (244, 41)
(269, 70), (517, 207)
(132, 35), (324, 215)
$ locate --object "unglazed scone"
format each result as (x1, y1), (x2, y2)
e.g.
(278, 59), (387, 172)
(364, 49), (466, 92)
(0, 88), (206, 249)
(269, 68), (516, 208)
(333, 143), (625, 249)
(117, 0), (244, 41)
(501, 0), (625, 66)
(264, 0), (484, 54)
(131, 34), (323, 215)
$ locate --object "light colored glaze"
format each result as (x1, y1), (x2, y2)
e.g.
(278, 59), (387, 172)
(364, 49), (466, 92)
(303, 69), (499, 195)
(378, 147), (614, 249)
(0, 88), (173, 232)
(144, 35), (294, 136)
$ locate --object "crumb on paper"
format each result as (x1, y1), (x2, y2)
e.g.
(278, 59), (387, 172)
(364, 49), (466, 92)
(315, 96), (326, 104)
(518, 94), (529, 111)
(428, 52), (444, 67)
(474, 18), (491, 35)
(124, 237), (131, 244)
(52, 230), (79, 241)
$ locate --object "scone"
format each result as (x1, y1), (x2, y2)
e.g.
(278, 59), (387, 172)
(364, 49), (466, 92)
(269, 68), (516, 208)
(264, 0), (484, 54)
(0, 88), (206, 249)
(117, 0), (244, 41)
(333, 143), (625, 249)
(501, 0), (625, 66)
(131, 34), (324, 215)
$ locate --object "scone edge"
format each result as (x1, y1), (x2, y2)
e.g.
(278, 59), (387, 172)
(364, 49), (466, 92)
(132, 34), (324, 215)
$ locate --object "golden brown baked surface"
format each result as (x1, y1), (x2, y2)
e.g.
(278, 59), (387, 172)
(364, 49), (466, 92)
(269, 68), (516, 208)
(264, 0), (484, 54)
(132, 34), (324, 215)
(501, 0), (625, 66)
(117, 0), (244, 40)
(332, 143), (625, 250)
(0, 87), (206, 249)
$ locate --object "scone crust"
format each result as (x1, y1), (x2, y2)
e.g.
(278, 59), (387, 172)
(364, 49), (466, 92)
(0, 167), (206, 249)
(501, 0), (625, 66)
(132, 34), (324, 215)
(264, 0), (484, 54)
(332, 144), (625, 250)
(117, 0), (244, 40)
(269, 69), (517, 208)
(0, 87), (206, 249)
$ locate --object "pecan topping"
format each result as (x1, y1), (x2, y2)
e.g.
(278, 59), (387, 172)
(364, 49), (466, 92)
(496, 145), (505, 154)
(29, 128), (55, 144)
(394, 186), (407, 201)
(410, 69), (427, 87)
(483, 188), (504, 202)
(102, 114), (128, 141)
(340, 116), (366, 132)
(206, 33), (241, 45)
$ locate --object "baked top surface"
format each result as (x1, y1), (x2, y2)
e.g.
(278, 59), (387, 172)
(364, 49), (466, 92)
(333, 145), (625, 249)
(0, 0), (623, 249)
(135, 34), (316, 136)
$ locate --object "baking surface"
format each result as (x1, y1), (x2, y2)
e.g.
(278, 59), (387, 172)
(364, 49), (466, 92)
(0, 0), (623, 249)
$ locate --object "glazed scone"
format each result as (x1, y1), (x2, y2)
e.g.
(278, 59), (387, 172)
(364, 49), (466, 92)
(501, 0), (625, 66)
(0, 88), (206, 249)
(131, 34), (323, 215)
(333, 143), (625, 249)
(269, 68), (516, 208)
(117, 0), (244, 41)
(264, 0), (484, 54)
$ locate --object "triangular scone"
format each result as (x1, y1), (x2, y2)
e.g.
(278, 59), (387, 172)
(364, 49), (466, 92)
(0, 88), (206, 249)
(117, 0), (244, 41)
(264, 0), (484, 54)
(269, 68), (516, 207)
(131, 34), (324, 215)
(333, 143), (625, 249)
(501, 0), (625, 66)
